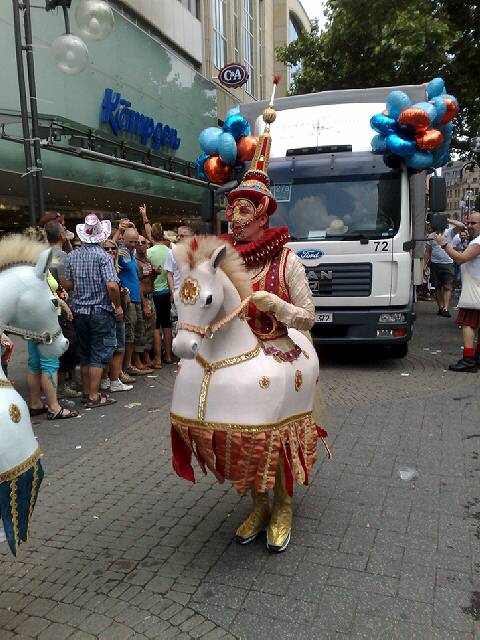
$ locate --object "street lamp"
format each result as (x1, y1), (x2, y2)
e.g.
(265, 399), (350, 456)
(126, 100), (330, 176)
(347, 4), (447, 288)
(11, 0), (114, 225)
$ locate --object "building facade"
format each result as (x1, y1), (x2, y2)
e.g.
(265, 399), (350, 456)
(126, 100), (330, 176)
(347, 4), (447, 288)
(443, 160), (480, 220)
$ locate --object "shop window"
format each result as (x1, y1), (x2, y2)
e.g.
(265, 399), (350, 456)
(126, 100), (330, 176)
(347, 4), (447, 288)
(213, 0), (227, 69)
(288, 12), (303, 87)
(179, 0), (200, 19)
(258, 0), (264, 99)
(233, 0), (240, 62)
(243, 0), (254, 96)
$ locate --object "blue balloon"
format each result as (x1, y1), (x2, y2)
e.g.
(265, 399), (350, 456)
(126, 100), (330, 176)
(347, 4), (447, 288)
(430, 96), (447, 125)
(371, 134), (387, 153)
(225, 106), (241, 119)
(386, 133), (416, 157)
(405, 151), (434, 170)
(223, 113), (250, 141)
(199, 127), (222, 155)
(427, 77), (445, 100)
(217, 132), (237, 166)
(412, 101), (437, 126)
(195, 152), (209, 180)
(386, 91), (412, 119)
(370, 114), (397, 136)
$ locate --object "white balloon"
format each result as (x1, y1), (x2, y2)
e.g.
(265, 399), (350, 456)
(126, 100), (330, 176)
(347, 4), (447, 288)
(75, 0), (115, 41)
(51, 34), (89, 75)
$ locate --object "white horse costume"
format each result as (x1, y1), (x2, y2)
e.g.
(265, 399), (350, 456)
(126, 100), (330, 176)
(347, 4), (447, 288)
(170, 238), (327, 501)
(0, 235), (68, 555)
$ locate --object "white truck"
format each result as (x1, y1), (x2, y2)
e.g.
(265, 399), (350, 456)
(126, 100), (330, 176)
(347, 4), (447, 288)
(239, 85), (446, 357)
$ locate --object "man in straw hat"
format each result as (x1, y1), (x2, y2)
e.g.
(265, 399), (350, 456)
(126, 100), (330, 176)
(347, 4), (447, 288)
(63, 215), (123, 408)
(219, 76), (330, 553)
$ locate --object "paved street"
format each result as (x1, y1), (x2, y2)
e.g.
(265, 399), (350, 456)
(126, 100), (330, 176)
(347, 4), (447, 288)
(1, 300), (479, 640)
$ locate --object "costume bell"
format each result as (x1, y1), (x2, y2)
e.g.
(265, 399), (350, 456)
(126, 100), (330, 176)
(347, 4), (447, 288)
(170, 77), (330, 553)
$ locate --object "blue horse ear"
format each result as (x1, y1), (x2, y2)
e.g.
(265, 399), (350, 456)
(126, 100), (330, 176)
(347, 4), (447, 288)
(210, 245), (227, 271)
(35, 249), (53, 280)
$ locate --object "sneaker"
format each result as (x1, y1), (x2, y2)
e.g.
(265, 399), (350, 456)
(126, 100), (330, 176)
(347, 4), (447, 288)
(441, 309), (451, 318)
(100, 377), (111, 391)
(449, 357), (478, 373)
(110, 379), (133, 392)
(120, 371), (136, 384)
(62, 384), (82, 398)
(126, 366), (149, 376)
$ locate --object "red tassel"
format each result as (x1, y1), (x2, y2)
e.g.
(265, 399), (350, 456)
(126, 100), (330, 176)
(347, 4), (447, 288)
(316, 425), (328, 438)
(171, 425), (195, 483)
(273, 74), (280, 85)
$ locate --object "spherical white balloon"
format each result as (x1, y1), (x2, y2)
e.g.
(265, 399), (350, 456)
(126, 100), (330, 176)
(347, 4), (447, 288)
(75, 0), (115, 41)
(51, 34), (89, 75)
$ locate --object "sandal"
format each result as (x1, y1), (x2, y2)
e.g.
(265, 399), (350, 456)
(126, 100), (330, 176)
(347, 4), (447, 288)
(85, 394), (117, 409)
(29, 405), (48, 416)
(153, 362), (163, 369)
(47, 407), (79, 420)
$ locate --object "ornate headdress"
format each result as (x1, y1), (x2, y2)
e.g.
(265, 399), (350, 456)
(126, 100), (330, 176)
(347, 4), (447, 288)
(226, 75), (280, 218)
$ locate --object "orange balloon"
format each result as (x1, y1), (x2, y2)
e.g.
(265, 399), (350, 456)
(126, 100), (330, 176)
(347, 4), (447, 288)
(416, 128), (444, 151)
(440, 97), (458, 125)
(237, 135), (259, 161)
(204, 156), (233, 184)
(398, 107), (430, 131)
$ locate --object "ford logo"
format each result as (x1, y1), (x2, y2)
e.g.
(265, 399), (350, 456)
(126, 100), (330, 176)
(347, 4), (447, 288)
(297, 249), (324, 260)
(218, 63), (249, 89)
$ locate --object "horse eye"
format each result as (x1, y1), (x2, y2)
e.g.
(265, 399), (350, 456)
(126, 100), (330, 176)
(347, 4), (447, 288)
(51, 299), (59, 308)
(205, 294), (213, 305)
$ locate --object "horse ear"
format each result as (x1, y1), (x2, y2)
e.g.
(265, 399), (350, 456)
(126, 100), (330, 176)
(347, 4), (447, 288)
(210, 245), (227, 272)
(34, 248), (53, 280)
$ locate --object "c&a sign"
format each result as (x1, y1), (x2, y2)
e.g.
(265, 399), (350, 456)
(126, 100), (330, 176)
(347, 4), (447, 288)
(218, 63), (249, 89)
(100, 88), (181, 151)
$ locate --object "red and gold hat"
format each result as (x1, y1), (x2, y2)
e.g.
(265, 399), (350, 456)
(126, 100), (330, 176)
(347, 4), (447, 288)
(226, 75), (280, 217)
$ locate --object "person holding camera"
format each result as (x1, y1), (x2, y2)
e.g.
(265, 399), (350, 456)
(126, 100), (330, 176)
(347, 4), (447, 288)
(434, 211), (480, 372)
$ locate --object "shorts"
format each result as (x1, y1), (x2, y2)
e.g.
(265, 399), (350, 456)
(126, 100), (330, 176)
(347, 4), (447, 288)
(457, 308), (480, 329)
(74, 310), (116, 368)
(124, 302), (146, 352)
(143, 298), (156, 350)
(115, 319), (126, 353)
(430, 262), (454, 288)
(153, 293), (172, 329)
(27, 341), (59, 376)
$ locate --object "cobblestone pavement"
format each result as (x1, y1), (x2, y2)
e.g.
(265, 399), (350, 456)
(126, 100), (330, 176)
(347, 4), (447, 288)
(1, 301), (479, 639)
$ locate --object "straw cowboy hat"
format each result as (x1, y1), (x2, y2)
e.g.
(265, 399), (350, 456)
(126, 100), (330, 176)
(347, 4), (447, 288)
(326, 218), (349, 235)
(76, 214), (111, 244)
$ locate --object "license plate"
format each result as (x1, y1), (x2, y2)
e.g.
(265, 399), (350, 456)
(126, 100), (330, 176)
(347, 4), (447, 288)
(315, 312), (333, 323)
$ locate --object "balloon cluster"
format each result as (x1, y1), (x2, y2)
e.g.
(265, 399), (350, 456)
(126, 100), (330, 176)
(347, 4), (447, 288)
(370, 78), (458, 171)
(196, 107), (259, 184)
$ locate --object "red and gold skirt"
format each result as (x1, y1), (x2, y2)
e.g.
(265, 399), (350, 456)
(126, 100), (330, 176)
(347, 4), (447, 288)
(457, 308), (480, 329)
(170, 412), (330, 496)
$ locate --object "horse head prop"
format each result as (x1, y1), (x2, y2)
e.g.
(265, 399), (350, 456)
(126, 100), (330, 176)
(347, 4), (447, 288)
(0, 235), (68, 555)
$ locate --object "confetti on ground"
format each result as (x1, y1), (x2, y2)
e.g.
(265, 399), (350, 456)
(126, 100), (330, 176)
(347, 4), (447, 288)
(400, 373), (410, 377)
(146, 375), (158, 378)
(93, 516), (99, 519)
(75, 445), (82, 449)
(124, 402), (142, 408)
(148, 407), (162, 413)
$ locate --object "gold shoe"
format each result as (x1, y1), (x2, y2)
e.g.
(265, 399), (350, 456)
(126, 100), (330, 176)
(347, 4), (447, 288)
(235, 489), (270, 545)
(266, 460), (292, 553)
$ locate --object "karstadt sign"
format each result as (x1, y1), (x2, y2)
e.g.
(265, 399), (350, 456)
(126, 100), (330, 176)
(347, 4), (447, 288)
(100, 88), (181, 151)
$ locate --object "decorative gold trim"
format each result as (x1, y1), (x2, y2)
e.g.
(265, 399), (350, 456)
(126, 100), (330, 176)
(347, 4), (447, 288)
(251, 258), (272, 285)
(0, 379), (13, 388)
(259, 376), (270, 389)
(0, 448), (42, 484)
(261, 429), (275, 492)
(9, 404), (21, 423)
(278, 248), (289, 298)
(195, 343), (260, 420)
(294, 370), (303, 392)
(10, 478), (19, 551)
(170, 410), (312, 433)
(178, 297), (251, 340)
(179, 277), (200, 305)
(26, 460), (39, 541)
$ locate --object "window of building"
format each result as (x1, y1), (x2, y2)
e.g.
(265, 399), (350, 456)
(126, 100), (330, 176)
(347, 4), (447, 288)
(179, 0), (200, 19)
(288, 12), (303, 87)
(233, 0), (240, 62)
(213, 0), (227, 69)
(243, 0), (254, 96)
(258, 0), (264, 99)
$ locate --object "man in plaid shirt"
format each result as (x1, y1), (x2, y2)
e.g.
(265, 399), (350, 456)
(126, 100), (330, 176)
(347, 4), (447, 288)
(63, 215), (122, 409)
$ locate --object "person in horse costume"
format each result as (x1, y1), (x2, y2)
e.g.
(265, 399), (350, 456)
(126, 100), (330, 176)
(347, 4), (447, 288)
(170, 78), (329, 553)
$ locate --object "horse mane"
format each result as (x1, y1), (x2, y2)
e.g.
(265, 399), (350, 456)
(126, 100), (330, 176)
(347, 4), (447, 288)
(0, 234), (47, 270)
(174, 235), (252, 301)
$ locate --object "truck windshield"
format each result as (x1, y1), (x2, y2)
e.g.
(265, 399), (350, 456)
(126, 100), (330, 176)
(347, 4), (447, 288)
(270, 174), (401, 241)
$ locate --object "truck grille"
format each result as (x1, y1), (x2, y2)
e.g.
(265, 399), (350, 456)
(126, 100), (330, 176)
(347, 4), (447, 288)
(306, 263), (372, 297)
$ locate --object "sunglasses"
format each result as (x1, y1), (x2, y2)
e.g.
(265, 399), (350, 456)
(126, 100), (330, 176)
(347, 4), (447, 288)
(104, 246), (116, 251)
(138, 241), (147, 245)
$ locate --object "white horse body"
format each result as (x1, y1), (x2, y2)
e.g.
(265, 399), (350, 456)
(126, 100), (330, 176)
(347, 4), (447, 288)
(0, 243), (68, 554)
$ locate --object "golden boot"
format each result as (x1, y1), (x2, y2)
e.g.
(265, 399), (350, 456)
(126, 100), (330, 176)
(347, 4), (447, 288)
(235, 488), (270, 545)
(266, 459), (292, 553)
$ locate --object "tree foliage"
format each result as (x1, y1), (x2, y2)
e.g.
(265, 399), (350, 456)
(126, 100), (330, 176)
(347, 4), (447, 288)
(276, 0), (480, 153)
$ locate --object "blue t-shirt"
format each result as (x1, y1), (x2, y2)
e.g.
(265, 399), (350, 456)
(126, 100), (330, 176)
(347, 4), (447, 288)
(118, 250), (141, 303)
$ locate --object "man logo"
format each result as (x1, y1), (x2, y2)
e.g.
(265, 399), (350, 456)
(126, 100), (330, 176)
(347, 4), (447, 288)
(218, 64), (249, 89)
(320, 270), (333, 281)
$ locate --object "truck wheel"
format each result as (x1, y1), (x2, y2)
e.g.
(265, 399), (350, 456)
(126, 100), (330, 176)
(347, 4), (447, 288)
(390, 343), (408, 358)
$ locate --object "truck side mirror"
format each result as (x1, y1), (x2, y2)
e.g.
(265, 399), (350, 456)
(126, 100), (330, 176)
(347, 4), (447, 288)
(429, 176), (447, 212)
